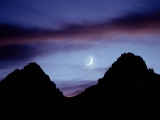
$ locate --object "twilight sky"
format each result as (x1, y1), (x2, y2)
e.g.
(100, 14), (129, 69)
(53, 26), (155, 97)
(0, 0), (160, 97)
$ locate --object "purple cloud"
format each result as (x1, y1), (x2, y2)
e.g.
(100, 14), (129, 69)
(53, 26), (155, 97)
(0, 44), (35, 62)
(0, 41), (97, 70)
(0, 8), (160, 46)
(55, 79), (97, 97)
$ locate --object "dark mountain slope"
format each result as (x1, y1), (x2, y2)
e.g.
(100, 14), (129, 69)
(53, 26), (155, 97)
(71, 53), (160, 119)
(0, 53), (160, 119)
(0, 63), (64, 119)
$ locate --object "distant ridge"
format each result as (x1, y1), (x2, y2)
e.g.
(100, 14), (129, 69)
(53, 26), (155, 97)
(0, 53), (160, 119)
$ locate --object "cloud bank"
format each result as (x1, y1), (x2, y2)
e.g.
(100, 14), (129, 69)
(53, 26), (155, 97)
(0, 9), (160, 46)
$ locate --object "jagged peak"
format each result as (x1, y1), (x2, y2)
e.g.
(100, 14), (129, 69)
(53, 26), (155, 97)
(98, 53), (148, 85)
(1, 62), (53, 86)
(109, 52), (147, 72)
(0, 62), (63, 96)
(23, 62), (45, 75)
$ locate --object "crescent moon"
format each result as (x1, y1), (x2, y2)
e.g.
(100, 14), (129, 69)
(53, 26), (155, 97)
(87, 57), (93, 65)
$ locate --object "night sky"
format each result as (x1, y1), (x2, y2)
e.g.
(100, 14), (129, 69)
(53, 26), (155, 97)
(0, 0), (160, 97)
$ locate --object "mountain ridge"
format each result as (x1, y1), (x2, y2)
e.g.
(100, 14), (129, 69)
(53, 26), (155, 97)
(0, 52), (160, 119)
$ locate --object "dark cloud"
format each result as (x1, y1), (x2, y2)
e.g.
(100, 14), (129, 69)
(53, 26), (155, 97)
(0, 42), (97, 70)
(110, 10), (160, 31)
(0, 24), (53, 45)
(0, 8), (160, 46)
(0, 42), (95, 60)
(0, 44), (35, 62)
(0, 44), (37, 70)
(0, 24), (35, 39)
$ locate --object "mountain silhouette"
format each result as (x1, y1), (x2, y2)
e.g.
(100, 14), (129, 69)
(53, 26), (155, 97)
(0, 63), (64, 119)
(69, 53), (160, 119)
(0, 53), (160, 119)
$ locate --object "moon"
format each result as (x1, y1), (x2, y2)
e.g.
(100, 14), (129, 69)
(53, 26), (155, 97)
(86, 57), (93, 65)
